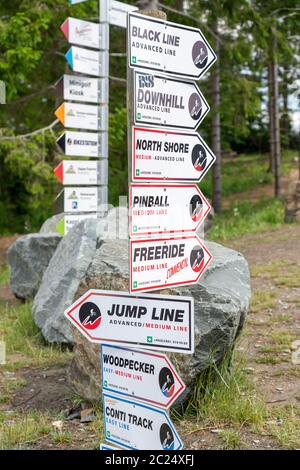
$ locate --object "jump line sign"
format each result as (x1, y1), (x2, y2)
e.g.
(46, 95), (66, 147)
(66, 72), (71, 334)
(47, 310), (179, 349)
(132, 126), (216, 183)
(64, 290), (194, 354)
(101, 344), (185, 409)
(129, 183), (211, 237)
(134, 71), (209, 130)
(128, 12), (217, 80)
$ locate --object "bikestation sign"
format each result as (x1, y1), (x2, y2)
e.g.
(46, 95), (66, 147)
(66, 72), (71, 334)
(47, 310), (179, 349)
(65, 290), (194, 353)
(132, 126), (216, 182)
(56, 131), (106, 158)
(101, 344), (185, 409)
(128, 12), (217, 79)
(129, 183), (211, 237)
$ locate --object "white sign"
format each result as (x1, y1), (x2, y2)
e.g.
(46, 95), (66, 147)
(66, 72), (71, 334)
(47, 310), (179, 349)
(61, 17), (100, 49)
(65, 290), (194, 353)
(129, 183), (211, 237)
(64, 187), (98, 212)
(109, 0), (135, 29)
(57, 213), (97, 237)
(130, 234), (212, 293)
(129, 12), (216, 79)
(60, 75), (102, 104)
(55, 102), (103, 131)
(100, 443), (121, 450)
(134, 71), (209, 130)
(69, 0), (88, 4)
(65, 46), (103, 77)
(102, 344), (185, 409)
(132, 126), (216, 183)
(103, 394), (183, 450)
(55, 160), (99, 186)
(56, 131), (106, 158)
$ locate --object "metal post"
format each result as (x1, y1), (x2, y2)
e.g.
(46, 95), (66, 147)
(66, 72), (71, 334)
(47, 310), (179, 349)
(99, 0), (109, 213)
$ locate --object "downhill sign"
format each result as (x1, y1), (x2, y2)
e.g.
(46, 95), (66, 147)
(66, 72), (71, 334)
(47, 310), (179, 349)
(101, 344), (185, 409)
(55, 102), (107, 131)
(56, 131), (106, 158)
(130, 234), (212, 293)
(63, 186), (98, 212)
(132, 126), (216, 183)
(65, 46), (104, 76)
(134, 71), (209, 130)
(64, 290), (194, 353)
(103, 394), (183, 450)
(54, 160), (107, 186)
(56, 74), (105, 104)
(128, 12), (216, 80)
(61, 17), (101, 49)
(129, 183), (211, 237)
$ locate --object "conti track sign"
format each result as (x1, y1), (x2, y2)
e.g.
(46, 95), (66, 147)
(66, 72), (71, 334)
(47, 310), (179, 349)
(64, 290), (194, 353)
(132, 126), (216, 182)
(130, 234), (212, 293)
(101, 344), (185, 409)
(103, 394), (183, 450)
(128, 13), (216, 80)
(134, 71), (209, 130)
(129, 183), (211, 237)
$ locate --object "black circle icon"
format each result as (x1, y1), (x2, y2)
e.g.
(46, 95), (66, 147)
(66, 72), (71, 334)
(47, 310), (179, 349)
(190, 194), (203, 222)
(190, 246), (205, 273)
(160, 423), (175, 450)
(191, 144), (207, 172)
(192, 41), (208, 69)
(159, 367), (175, 398)
(79, 302), (101, 330)
(189, 93), (202, 121)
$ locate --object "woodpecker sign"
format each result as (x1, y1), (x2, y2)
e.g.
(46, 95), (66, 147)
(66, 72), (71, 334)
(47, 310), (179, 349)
(130, 234), (212, 293)
(128, 12), (216, 80)
(64, 290), (194, 353)
(103, 394), (183, 450)
(129, 183), (211, 237)
(132, 126), (216, 182)
(134, 71), (209, 130)
(101, 344), (185, 409)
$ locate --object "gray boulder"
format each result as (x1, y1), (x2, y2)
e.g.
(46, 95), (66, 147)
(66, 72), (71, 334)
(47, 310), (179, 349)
(7, 234), (61, 300)
(69, 237), (251, 403)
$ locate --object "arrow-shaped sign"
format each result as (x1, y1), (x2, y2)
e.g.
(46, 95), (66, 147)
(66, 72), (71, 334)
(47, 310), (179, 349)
(130, 234), (212, 293)
(55, 102), (107, 131)
(61, 17), (101, 49)
(63, 186), (98, 213)
(134, 71), (209, 130)
(129, 183), (211, 237)
(129, 12), (216, 80)
(64, 289), (194, 353)
(56, 131), (106, 158)
(109, 0), (135, 29)
(56, 74), (105, 104)
(101, 344), (185, 409)
(65, 46), (105, 77)
(54, 160), (105, 186)
(132, 126), (216, 183)
(56, 213), (97, 237)
(103, 394), (183, 450)
(69, 0), (88, 4)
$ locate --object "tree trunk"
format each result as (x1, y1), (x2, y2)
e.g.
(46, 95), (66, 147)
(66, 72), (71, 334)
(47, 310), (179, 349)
(270, 31), (281, 197)
(211, 20), (222, 213)
(268, 62), (274, 173)
(281, 64), (290, 148)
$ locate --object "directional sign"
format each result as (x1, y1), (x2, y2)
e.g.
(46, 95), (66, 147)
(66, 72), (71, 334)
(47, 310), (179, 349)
(132, 127), (216, 183)
(130, 234), (212, 293)
(61, 17), (101, 49)
(56, 131), (106, 158)
(56, 75), (105, 104)
(129, 12), (216, 79)
(56, 213), (97, 237)
(103, 394), (183, 450)
(134, 71), (209, 130)
(54, 160), (102, 186)
(65, 46), (104, 77)
(109, 0), (135, 29)
(55, 102), (105, 131)
(129, 183), (211, 237)
(101, 344), (185, 409)
(65, 290), (194, 353)
(63, 187), (98, 212)
(69, 0), (88, 4)
(100, 443), (121, 450)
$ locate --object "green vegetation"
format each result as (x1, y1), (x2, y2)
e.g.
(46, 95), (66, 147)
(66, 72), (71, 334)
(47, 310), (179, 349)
(0, 264), (10, 287)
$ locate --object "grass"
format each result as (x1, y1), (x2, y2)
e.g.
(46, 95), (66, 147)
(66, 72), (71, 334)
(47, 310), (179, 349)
(219, 429), (242, 450)
(0, 411), (51, 450)
(266, 405), (300, 450)
(249, 291), (277, 313)
(0, 301), (72, 370)
(0, 263), (9, 287)
(251, 260), (300, 288)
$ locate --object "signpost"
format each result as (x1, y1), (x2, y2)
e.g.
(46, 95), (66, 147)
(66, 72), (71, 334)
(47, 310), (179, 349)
(129, 183), (211, 237)
(128, 12), (217, 79)
(64, 289), (194, 353)
(132, 126), (216, 182)
(61, 17), (102, 49)
(56, 74), (106, 104)
(109, 1), (135, 29)
(54, 160), (108, 186)
(56, 131), (106, 158)
(55, 102), (106, 131)
(134, 71), (209, 130)
(63, 186), (99, 212)
(65, 46), (104, 76)
(130, 234), (212, 293)
(103, 394), (183, 450)
(101, 344), (185, 409)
